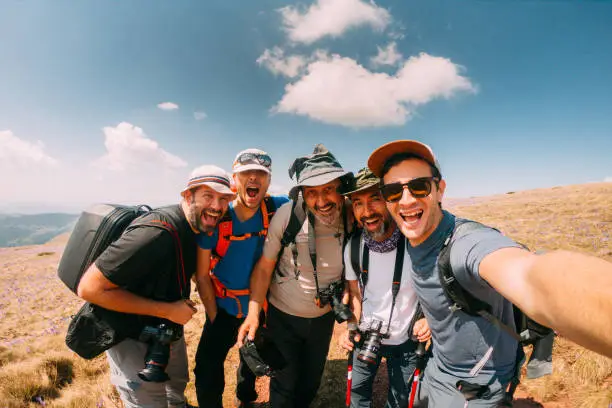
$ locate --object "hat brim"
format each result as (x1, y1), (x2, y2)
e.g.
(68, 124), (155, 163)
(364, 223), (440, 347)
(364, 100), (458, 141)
(233, 163), (271, 174)
(368, 140), (437, 178)
(288, 170), (351, 200)
(342, 180), (380, 196)
(181, 182), (235, 197)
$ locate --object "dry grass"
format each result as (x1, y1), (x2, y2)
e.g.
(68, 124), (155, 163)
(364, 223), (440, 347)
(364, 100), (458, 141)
(0, 182), (610, 407)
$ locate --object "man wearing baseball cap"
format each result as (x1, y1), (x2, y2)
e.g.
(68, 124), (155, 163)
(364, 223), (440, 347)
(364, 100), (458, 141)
(192, 149), (289, 408)
(367, 140), (612, 406)
(237, 144), (354, 408)
(77, 164), (235, 407)
(339, 167), (430, 408)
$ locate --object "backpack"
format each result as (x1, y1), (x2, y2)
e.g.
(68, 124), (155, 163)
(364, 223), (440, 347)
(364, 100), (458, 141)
(58, 204), (153, 293)
(208, 196), (278, 318)
(438, 219), (554, 400)
(58, 203), (187, 359)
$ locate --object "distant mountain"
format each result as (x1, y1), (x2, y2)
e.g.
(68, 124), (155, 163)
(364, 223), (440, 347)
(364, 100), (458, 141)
(0, 213), (79, 247)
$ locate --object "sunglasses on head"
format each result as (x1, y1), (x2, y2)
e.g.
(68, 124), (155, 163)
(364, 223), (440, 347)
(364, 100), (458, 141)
(380, 177), (439, 202)
(236, 153), (271, 168)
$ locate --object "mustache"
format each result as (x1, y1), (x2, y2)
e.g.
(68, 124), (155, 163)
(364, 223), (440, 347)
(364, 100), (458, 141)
(201, 208), (222, 216)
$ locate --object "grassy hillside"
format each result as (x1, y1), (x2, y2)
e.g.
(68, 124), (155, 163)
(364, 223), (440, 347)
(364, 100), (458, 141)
(0, 183), (610, 407)
(0, 213), (78, 248)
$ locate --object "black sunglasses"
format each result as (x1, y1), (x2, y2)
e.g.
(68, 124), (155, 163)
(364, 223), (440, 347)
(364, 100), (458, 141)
(236, 153), (272, 168)
(380, 177), (439, 202)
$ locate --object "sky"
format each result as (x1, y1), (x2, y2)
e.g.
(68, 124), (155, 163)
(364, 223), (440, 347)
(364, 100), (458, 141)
(1, 0), (611, 213)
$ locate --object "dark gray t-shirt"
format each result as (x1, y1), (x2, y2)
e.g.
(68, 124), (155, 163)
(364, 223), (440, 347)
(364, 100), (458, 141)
(407, 211), (521, 383)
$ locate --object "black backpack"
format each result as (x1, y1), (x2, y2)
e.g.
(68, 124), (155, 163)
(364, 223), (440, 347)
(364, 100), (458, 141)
(438, 220), (553, 344)
(58, 203), (153, 293)
(438, 220), (554, 400)
(58, 203), (187, 359)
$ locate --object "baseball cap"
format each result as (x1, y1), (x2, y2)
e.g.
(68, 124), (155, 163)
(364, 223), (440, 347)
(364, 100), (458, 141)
(232, 148), (272, 174)
(367, 140), (442, 178)
(181, 165), (234, 196)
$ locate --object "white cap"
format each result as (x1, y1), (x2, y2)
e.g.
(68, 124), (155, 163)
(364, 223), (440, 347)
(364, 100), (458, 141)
(181, 165), (234, 196)
(232, 148), (272, 174)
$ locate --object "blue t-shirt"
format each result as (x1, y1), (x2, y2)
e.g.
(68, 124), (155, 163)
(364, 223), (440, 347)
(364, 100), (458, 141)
(196, 195), (289, 317)
(406, 211), (521, 386)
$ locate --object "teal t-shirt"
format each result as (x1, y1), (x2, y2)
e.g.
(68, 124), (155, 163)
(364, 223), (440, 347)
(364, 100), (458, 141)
(196, 195), (289, 317)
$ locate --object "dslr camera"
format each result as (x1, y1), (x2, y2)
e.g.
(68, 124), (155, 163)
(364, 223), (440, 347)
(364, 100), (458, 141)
(314, 280), (354, 323)
(137, 321), (183, 383)
(357, 319), (389, 365)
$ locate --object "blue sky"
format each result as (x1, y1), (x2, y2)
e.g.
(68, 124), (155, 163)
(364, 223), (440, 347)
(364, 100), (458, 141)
(1, 0), (611, 213)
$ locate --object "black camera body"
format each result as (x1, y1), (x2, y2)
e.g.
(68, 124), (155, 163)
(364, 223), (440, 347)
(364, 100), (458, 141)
(137, 321), (183, 383)
(357, 319), (389, 365)
(315, 280), (354, 323)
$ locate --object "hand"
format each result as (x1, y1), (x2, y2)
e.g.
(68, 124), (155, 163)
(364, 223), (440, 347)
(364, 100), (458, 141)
(412, 318), (431, 343)
(165, 299), (197, 325)
(237, 313), (260, 346)
(340, 327), (361, 352)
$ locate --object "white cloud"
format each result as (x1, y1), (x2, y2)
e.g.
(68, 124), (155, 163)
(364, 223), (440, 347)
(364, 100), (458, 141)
(280, 0), (391, 44)
(257, 47), (309, 78)
(94, 122), (187, 171)
(194, 111), (208, 120)
(271, 52), (476, 127)
(157, 102), (179, 111)
(604, 177), (612, 183)
(0, 130), (58, 167)
(370, 42), (402, 67)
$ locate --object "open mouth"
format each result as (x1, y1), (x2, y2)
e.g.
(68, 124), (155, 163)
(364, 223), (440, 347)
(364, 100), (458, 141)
(316, 203), (335, 215)
(246, 187), (260, 198)
(399, 209), (423, 225)
(362, 217), (381, 229)
(201, 210), (221, 225)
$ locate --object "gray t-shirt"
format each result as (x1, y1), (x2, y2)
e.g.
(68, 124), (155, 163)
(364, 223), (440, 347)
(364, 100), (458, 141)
(407, 210), (521, 383)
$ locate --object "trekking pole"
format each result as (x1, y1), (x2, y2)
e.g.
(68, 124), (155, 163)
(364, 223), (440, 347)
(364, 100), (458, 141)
(408, 342), (427, 408)
(346, 349), (353, 408)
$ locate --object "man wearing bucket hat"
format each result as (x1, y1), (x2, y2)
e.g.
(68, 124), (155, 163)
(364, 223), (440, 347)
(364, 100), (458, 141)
(192, 149), (289, 408)
(367, 140), (612, 407)
(237, 144), (354, 408)
(76, 164), (235, 408)
(339, 167), (431, 408)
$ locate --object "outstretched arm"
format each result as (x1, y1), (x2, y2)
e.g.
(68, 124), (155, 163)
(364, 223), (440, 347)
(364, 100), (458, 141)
(480, 248), (612, 358)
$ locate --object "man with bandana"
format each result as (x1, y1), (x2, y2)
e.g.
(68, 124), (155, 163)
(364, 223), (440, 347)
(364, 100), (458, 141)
(340, 167), (431, 408)
(77, 165), (235, 408)
(237, 144), (354, 408)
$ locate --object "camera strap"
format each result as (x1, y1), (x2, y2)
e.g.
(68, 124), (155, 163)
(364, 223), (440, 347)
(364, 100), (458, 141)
(359, 234), (405, 334)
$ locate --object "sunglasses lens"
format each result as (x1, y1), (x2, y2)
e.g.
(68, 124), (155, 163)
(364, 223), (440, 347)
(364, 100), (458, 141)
(407, 178), (432, 198)
(239, 153), (271, 168)
(381, 183), (404, 202)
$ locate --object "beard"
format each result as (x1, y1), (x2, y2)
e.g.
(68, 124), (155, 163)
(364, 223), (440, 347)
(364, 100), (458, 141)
(188, 201), (222, 234)
(362, 214), (392, 241)
(312, 203), (341, 226)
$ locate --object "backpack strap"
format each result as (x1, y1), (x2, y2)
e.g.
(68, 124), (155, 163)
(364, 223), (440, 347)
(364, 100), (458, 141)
(349, 228), (364, 287)
(438, 220), (521, 343)
(275, 196), (307, 282)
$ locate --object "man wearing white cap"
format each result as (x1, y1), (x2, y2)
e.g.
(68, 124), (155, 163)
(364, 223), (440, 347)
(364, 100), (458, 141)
(192, 149), (289, 408)
(77, 164), (235, 408)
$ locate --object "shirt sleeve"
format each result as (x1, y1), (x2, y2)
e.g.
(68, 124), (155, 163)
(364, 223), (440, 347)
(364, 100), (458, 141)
(196, 230), (218, 250)
(262, 201), (292, 261)
(450, 227), (522, 290)
(343, 242), (358, 281)
(95, 225), (173, 288)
